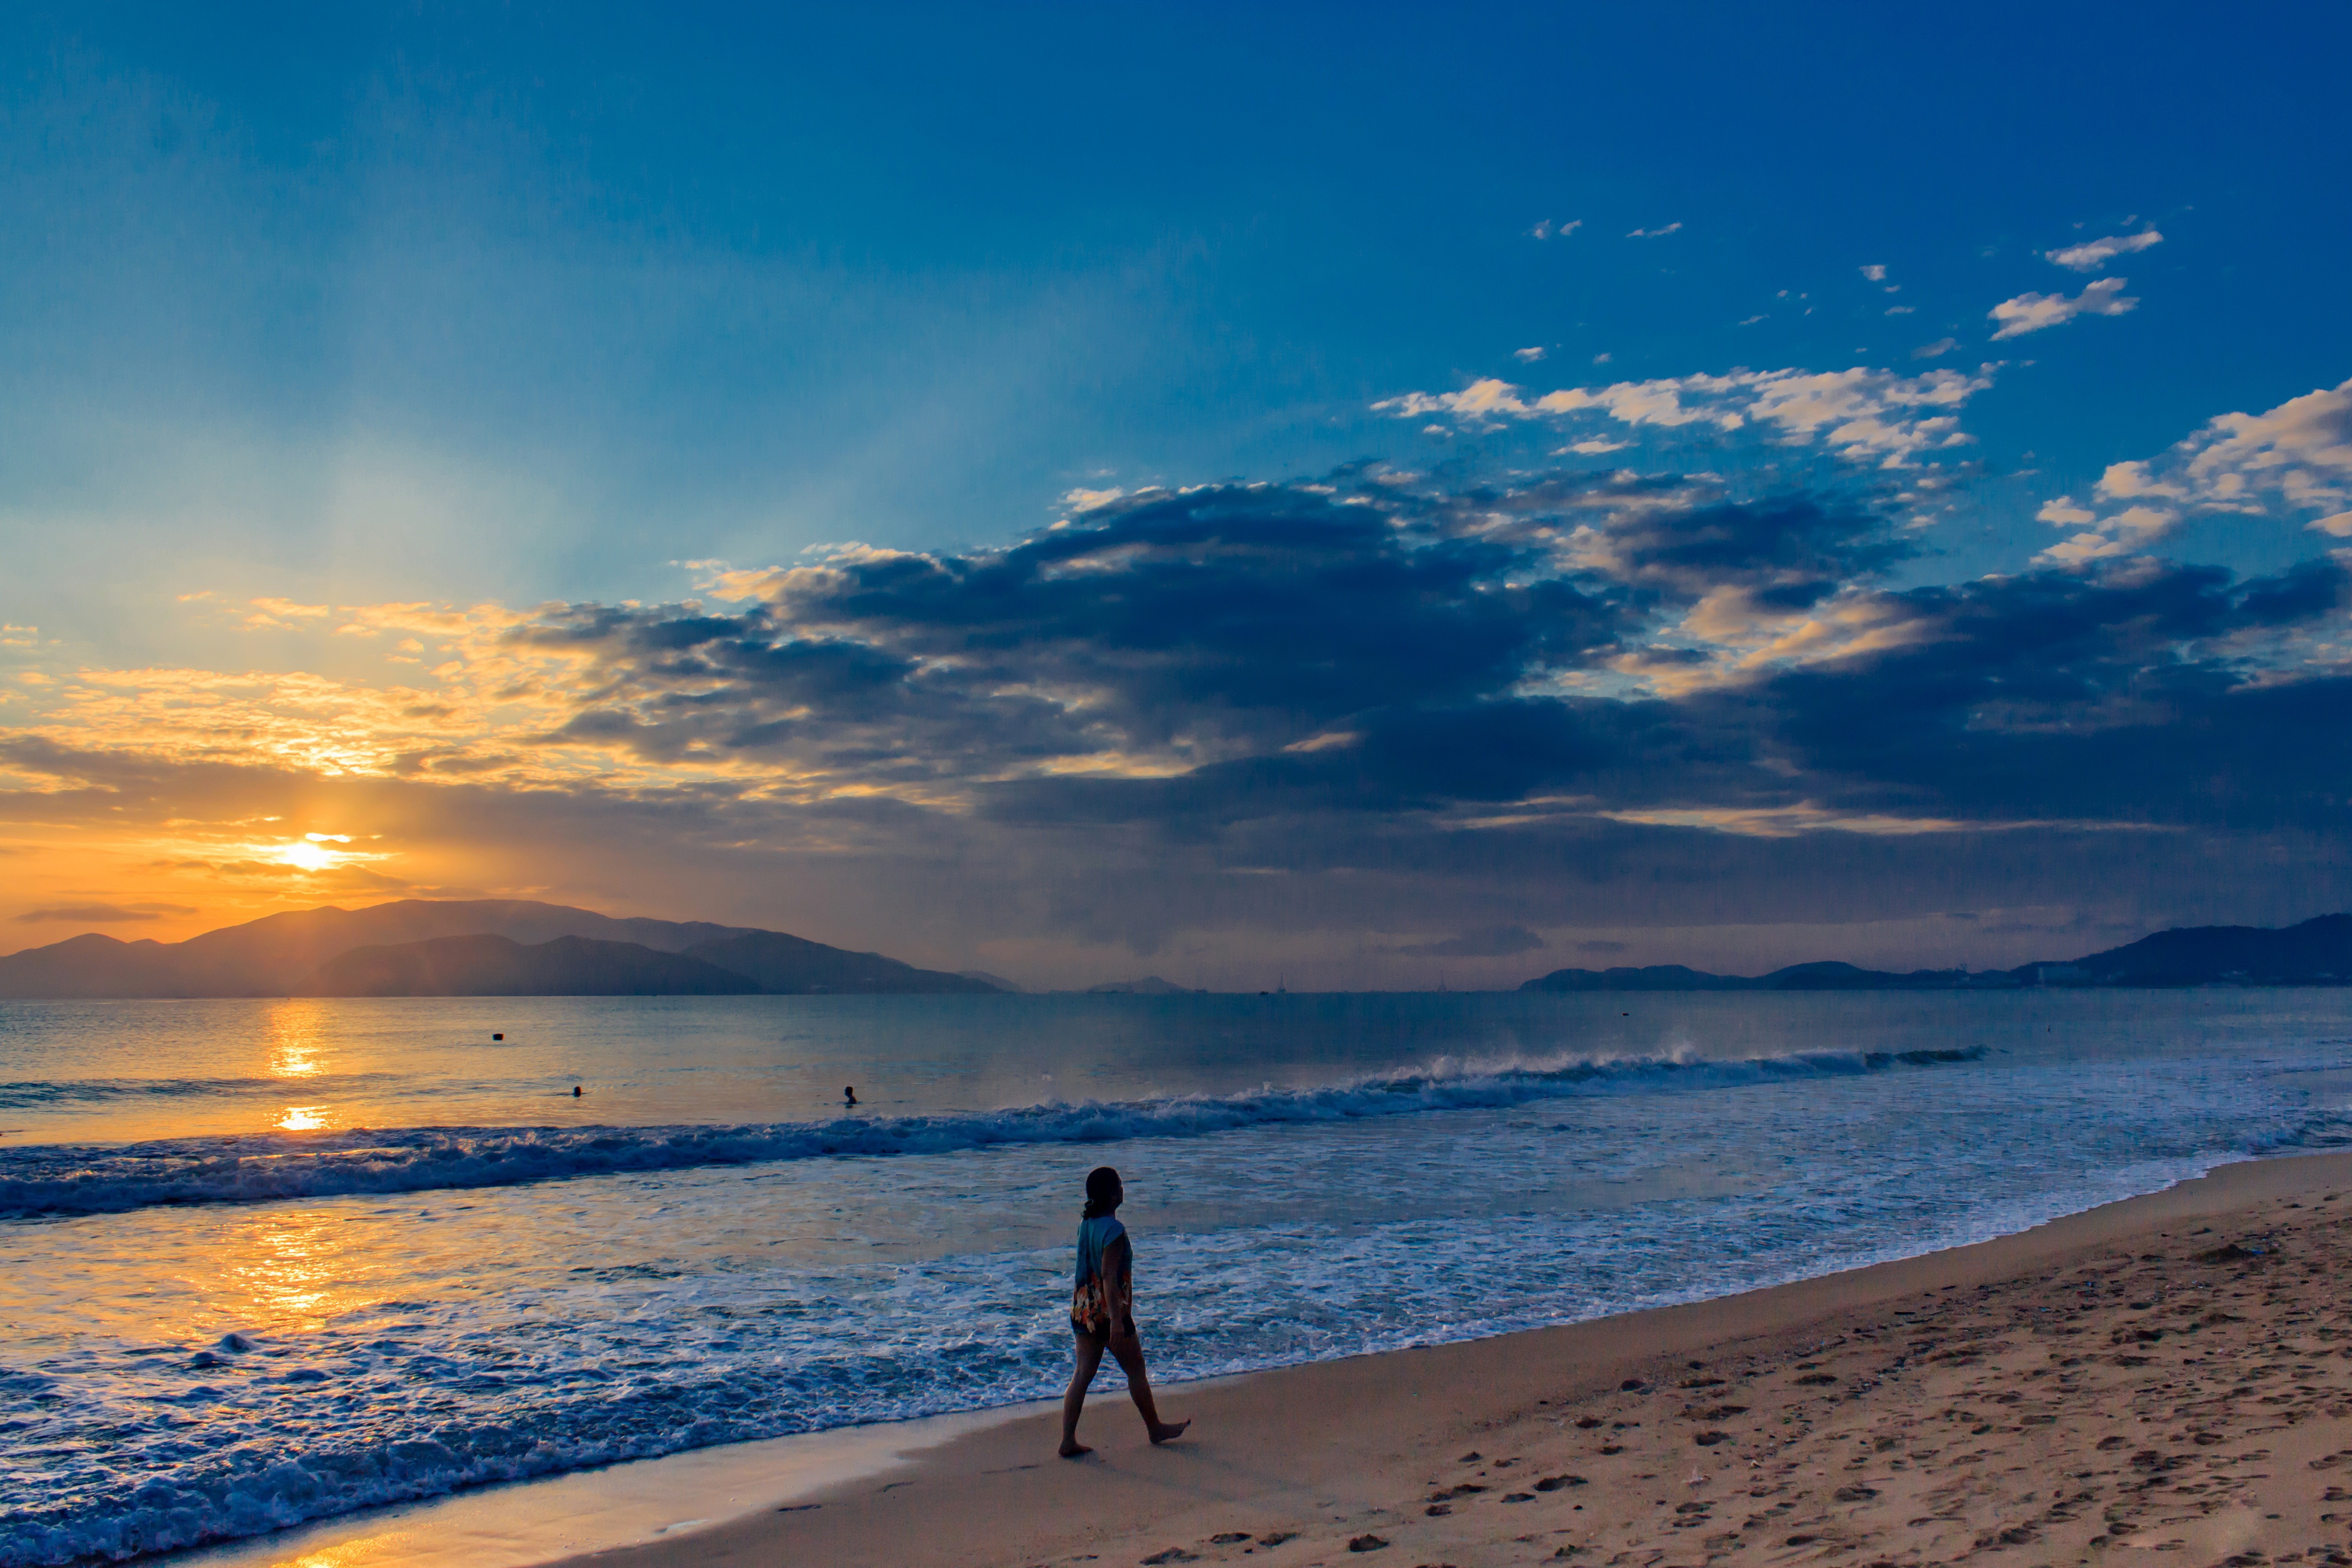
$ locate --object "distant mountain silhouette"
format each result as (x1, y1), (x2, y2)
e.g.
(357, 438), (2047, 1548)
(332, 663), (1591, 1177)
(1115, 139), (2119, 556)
(1520, 914), (2352, 992)
(682, 930), (998, 994)
(1085, 975), (1195, 995)
(2056, 914), (2352, 985)
(298, 935), (761, 997)
(0, 899), (996, 998)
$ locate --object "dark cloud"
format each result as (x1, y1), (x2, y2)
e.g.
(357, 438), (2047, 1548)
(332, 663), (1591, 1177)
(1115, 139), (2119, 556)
(1741, 556), (2352, 829)
(461, 478), (2352, 967)
(1591, 494), (1911, 609)
(512, 477), (1644, 778)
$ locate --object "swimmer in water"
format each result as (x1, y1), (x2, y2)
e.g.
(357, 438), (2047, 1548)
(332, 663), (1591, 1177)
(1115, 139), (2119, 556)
(843, 1085), (858, 1107)
(572, 1085), (582, 1097)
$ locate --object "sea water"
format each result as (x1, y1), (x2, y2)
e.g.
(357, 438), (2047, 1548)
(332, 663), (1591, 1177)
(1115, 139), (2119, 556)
(2, 989), (2350, 1564)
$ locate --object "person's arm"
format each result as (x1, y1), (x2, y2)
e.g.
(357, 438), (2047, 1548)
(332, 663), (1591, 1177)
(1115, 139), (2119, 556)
(1104, 1234), (1136, 1343)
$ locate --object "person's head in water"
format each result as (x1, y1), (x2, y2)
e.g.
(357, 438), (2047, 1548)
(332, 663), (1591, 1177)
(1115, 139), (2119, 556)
(844, 1085), (857, 1104)
(1082, 1166), (1122, 1219)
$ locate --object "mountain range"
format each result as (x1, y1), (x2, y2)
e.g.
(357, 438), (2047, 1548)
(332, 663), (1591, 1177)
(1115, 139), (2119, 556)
(0, 900), (1000, 998)
(1519, 914), (2352, 992)
(6, 903), (2347, 999)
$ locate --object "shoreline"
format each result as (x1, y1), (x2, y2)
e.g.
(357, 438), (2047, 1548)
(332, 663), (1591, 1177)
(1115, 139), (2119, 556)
(159, 1402), (1059, 1568)
(556, 1148), (2352, 1568)
(154, 1149), (2352, 1568)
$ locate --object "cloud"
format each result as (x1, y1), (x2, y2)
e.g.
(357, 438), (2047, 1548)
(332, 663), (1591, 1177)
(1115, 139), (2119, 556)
(1912, 339), (1958, 359)
(1529, 219), (1582, 240)
(15, 902), (199, 923)
(1389, 924), (1546, 957)
(235, 598), (333, 631)
(2046, 230), (2163, 271)
(1375, 363), (1997, 469)
(1627, 222), (1682, 238)
(1886, 306), (1915, 315)
(2035, 377), (2352, 560)
(1989, 276), (2137, 339)
(1860, 265), (1887, 282)
(1514, 347), (1547, 363)
(7, 470), (2351, 979)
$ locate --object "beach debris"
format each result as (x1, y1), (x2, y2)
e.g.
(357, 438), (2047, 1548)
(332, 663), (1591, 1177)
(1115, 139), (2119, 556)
(1257, 1534), (1296, 1547)
(1599, 1445), (1624, 1455)
(1678, 1376), (1726, 1388)
(1346, 1535), (1388, 1553)
(1685, 1470), (1707, 1487)
(1210, 1535), (1253, 1545)
(1456, 1450), (1481, 1461)
(1794, 1372), (1838, 1385)
(1140, 1551), (1198, 1565)
(1423, 1504), (1451, 1516)
(1533, 1475), (1588, 1491)
(1427, 1484), (1486, 1500)
(1833, 1485), (1878, 1502)
(2195, 1242), (2260, 1263)
(1573, 1416), (1602, 1428)
(1694, 1431), (1730, 1446)
(775, 1504), (819, 1513)
(1619, 1378), (1646, 1391)
(1502, 1492), (1535, 1502)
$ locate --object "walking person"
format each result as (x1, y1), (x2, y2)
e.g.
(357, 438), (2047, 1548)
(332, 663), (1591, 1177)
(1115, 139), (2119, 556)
(1059, 1166), (1190, 1456)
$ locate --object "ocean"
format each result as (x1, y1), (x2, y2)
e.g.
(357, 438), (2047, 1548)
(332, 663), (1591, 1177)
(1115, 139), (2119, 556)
(3, 989), (2350, 1564)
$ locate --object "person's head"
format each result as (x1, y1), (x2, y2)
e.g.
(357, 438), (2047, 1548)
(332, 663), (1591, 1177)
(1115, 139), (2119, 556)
(1082, 1166), (1123, 1219)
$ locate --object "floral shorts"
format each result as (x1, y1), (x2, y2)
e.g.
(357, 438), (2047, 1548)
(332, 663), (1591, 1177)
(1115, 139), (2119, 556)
(1071, 1280), (1134, 1338)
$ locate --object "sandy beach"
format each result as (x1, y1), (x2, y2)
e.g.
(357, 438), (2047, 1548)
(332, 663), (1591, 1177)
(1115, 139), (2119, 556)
(555, 1151), (2352, 1568)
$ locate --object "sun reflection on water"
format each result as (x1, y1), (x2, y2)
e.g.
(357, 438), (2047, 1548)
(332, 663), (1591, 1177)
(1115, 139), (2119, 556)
(220, 1209), (366, 1331)
(267, 1000), (328, 1078)
(277, 1106), (327, 1130)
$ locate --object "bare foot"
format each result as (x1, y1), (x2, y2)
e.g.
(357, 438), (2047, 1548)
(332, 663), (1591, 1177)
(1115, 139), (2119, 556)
(1149, 1419), (1191, 1444)
(1059, 1440), (1093, 1458)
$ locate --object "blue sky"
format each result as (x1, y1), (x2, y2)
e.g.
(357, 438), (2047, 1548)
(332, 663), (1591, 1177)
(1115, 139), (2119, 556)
(3, 3), (2349, 983)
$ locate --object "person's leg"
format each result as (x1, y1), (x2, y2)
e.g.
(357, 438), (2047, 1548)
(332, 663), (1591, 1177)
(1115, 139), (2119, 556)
(1107, 1331), (1189, 1444)
(1060, 1328), (1108, 1456)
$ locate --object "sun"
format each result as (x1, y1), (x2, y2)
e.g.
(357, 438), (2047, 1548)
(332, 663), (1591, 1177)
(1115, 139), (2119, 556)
(277, 832), (354, 873)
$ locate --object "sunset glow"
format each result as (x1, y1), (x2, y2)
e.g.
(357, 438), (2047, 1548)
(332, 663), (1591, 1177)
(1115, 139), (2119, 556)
(278, 841), (346, 873)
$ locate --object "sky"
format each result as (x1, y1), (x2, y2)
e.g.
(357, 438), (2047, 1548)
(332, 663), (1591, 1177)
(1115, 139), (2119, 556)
(3, 1), (2350, 987)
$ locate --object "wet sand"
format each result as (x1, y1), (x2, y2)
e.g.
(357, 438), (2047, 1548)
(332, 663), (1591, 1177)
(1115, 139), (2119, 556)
(558, 1152), (2352, 1568)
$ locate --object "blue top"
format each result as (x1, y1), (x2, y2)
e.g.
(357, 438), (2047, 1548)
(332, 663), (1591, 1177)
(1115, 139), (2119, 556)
(1074, 1214), (1129, 1290)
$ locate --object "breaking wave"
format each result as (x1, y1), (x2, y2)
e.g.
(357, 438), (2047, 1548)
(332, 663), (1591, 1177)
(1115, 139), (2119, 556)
(0, 1046), (1984, 1218)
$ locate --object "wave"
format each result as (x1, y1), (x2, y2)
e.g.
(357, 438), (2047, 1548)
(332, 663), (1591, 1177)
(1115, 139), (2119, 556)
(0, 1046), (1985, 1219)
(0, 1073), (403, 1107)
